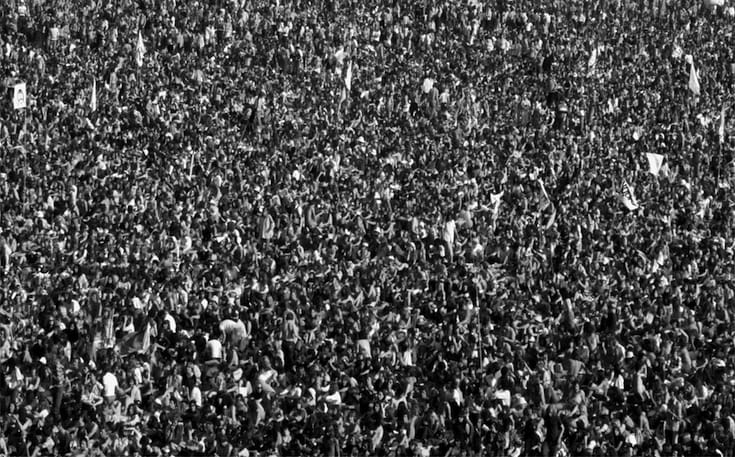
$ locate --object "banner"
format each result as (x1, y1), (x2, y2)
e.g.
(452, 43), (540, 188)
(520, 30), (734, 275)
(621, 180), (640, 211)
(719, 105), (726, 144)
(646, 153), (665, 176)
(135, 32), (145, 67)
(90, 79), (97, 112)
(12, 83), (26, 110)
(587, 47), (599, 72)
(688, 63), (701, 96)
(422, 78), (434, 94)
(117, 324), (151, 356)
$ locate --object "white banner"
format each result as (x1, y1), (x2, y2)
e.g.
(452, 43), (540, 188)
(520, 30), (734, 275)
(12, 83), (26, 110)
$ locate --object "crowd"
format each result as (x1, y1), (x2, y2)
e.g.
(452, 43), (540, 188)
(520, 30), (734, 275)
(0, 0), (734, 456)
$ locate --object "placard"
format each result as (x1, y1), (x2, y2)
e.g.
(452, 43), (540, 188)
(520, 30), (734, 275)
(13, 83), (26, 110)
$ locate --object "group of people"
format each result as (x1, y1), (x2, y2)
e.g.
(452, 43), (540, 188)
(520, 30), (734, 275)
(0, 0), (735, 456)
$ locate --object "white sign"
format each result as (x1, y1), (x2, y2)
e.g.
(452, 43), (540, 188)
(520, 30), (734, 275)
(12, 83), (27, 110)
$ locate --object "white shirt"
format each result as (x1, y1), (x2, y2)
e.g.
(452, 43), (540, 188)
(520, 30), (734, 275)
(443, 220), (456, 244)
(103, 372), (119, 398)
(164, 313), (177, 333)
(190, 386), (202, 407)
(206, 339), (222, 360)
(220, 319), (248, 341)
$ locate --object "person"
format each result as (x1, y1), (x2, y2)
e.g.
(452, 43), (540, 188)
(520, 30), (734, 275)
(102, 368), (120, 405)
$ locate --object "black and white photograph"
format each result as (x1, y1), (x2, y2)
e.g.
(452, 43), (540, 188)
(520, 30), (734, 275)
(0, 0), (734, 456)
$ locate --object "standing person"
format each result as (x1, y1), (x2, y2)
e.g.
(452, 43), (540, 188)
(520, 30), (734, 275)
(281, 309), (299, 373)
(543, 407), (564, 457)
(102, 365), (121, 406)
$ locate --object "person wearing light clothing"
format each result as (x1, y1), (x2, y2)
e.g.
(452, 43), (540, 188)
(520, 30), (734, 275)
(206, 330), (223, 362)
(103, 370), (120, 403)
(219, 314), (249, 349)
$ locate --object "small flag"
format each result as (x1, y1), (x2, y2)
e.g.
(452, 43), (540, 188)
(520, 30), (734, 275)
(422, 78), (434, 94)
(688, 63), (700, 96)
(135, 31), (145, 67)
(12, 83), (27, 110)
(633, 127), (644, 141)
(672, 45), (683, 60)
(719, 105), (726, 144)
(90, 79), (97, 112)
(621, 180), (640, 211)
(544, 205), (557, 230)
(341, 61), (353, 103)
(345, 61), (353, 92)
(587, 47), (598, 72)
(646, 153), (665, 176)
(490, 191), (504, 216)
(118, 323), (151, 356)
(103, 314), (116, 349)
(697, 197), (711, 219)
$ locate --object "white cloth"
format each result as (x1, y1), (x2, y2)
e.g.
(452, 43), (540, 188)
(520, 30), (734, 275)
(206, 339), (222, 360)
(219, 319), (248, 342)
(163, 313), (177, 333)
(442, 220), (456, 245)
(190, 386), (202, 407)
(103, 372), (119, 398)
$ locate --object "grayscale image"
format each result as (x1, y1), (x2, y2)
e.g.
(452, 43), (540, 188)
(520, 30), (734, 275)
(0, 0), (733, 456)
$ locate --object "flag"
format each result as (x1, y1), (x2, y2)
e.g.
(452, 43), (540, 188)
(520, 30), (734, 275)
(652, 249), (666, 273)
(646, 153), (665, 176)
(544, 205), (557, 230)
(587, 47), (598, 72)
(422, 78), (434, 94)
(90, 79), (97, 112)
(688, 63), (700, 96)
(719, 105), (726, 144)
(345, 60), (353, 92)
(12, 83), (26, 110)
(621, 180), (640, 211)
(135, 32), (145, 67)
(117, 324), (151, 356)
(490, 191), (504, 216)
(672, 45), (683, 60)
(341, 60), (352, 103)
(103, 314), (116, 349)
(697, 197), (711, 219)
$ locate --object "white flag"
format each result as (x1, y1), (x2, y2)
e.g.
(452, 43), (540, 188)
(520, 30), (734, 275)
(587, 47), (598, 72)
(719, 105), (726, 144)
(135, 32), (145, 67)
(621, 180), (640, 211)
(688, 63), (700, 96)
(672, 45), (683, 60)
(490, 191), (504, 216)
(90, 79), (97, 112)
(422, 78), (434, 94)
(646, 153), (665, 176)
(12, 83), (26, 110)
(345, 61), (353, 92)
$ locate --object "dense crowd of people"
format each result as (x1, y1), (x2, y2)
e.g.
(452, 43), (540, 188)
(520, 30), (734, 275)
(0, 0), (735, 456)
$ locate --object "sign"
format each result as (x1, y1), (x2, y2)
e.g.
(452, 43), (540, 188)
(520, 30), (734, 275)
(12, 83), (26, 110)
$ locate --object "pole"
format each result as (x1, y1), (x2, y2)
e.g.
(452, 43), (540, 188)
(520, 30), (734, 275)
(475, 280), (482, 373)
